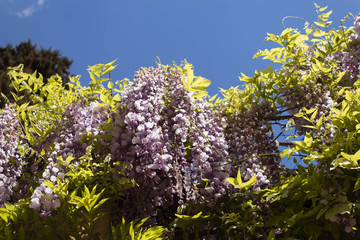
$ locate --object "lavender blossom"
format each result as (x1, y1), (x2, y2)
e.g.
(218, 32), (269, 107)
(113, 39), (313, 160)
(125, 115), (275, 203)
(224, 101), (281, 190)
(29, 97), (111, 216)
(0, 105), (26, 206)
(110, 65), (231, 223)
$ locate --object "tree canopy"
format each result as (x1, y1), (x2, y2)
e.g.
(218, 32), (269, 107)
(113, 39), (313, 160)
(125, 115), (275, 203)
(0, 39), (73, 107)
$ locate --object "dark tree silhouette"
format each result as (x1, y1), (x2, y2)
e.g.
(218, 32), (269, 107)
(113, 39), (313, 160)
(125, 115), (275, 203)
(0, 39), (73, 107)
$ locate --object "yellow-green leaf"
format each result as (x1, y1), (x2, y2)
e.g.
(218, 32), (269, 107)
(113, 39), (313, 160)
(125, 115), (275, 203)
(305, 108), (316, 114)
(345, 90), (353, 102)
(102, 65), (117, 76)
(268, 230), (276, 240)
(104, 59), (117, 69)
(304, 133), (313, 147)
(108, 81), (114, 89)
(241, 174), (258, 190)
(340, 149), (360, 166)
(66, 156), (74, 165)
(335, 71), (347, 84)
(294, 112), (304, 118)
(100, 94), (108, 103)
(354, 178), (360, 192)
(321, 10), (333, 21)
(325, 203), (352, 220)
(314, 21), (326, 27)
(193, 91), (208, 100)
(181, 62), (194, 86)
(294, 35), (309, 46)
(191, 76), (211, 90)
(319, 6), (328, 12)
(175, 211), (203, 220)
(313, 30), (327, 37)
(89, 72), (97, 82)
(113, 94), (121, 102)
(281, 148), (292, 160)
(310, 109), (318, 121)
(228, 168), (257, 190)
(316, 115), (324, 128)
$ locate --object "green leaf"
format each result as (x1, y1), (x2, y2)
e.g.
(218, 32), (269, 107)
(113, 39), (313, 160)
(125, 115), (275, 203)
(66, 156), (74, 165)
(294, 34), (309, 46)
(345, 90), (353, 102)
(313, 29), (327, 37)
(102, 65), (117, 76)
(31, 123), (43, 137)
(25, 131), (35, 145)
(280, 28), (293, 39)
(354, 178), (360, 192)
(281, 148), (292, 160)
(100, 93), (108, 103)
(42, 180), (55, 191)
(315, 21), (326, 27)
(113, 94), (121, 102)
(335, 71), (347, 84)
(83, 185), (90, 196)
(319, 6), (328, 12)
(321, 10), (333, 21)
(227, 168), (257, 190)
(0, 211), (8, 223)
(104, 59), (117, 69)
(294, 112), (304, 118)
(316, 115), (324, 128)
(108, 81), (114, 89)
(208, 94), (218, 102)
(101, 123), (114, 131)
(193, 91), (208, 100)
(304, 133), (313, 147)
(310, 109), (318, 121)
(191, 76), (211, 90)
(267, 230), (276, 240)
(175, 211), (203, 220)
(89, 72), (97, 83)
(227, 177), (237, 187)
(181, 62), (194, 88)
(325, 203), (352, 220)
(340, 149), (360, 166)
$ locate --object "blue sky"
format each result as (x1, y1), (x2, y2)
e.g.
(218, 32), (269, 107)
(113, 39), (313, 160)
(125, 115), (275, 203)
(2, 0), (360, 95)
(1, 0), (360, 168)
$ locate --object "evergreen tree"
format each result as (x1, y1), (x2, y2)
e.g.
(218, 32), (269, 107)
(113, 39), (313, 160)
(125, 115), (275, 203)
(0, 39), (73, 107)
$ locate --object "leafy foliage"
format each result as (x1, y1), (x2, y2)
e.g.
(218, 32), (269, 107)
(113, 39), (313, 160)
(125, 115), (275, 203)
(0, 39), (73, 108)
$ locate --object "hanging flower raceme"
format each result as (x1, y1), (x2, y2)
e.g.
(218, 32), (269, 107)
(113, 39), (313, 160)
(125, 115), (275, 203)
(0, 105), (26, 206)
(110, 64), (231, 222)
(328, 13), (360, 84)
(223, 100), (281, 190)
(29, 97), (111, 216)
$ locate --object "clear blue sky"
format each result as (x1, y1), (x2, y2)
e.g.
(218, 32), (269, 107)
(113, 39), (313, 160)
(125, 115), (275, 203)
(2, 0), (360, 95)
(1, 0), (360, 168)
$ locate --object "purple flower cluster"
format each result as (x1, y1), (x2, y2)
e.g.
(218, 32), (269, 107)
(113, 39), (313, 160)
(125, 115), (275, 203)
(332, 43), (360, 83)
(224, 101), (281, 190)
(283, 83), (335, 143)
(0, 106), (25, 205)
(29, 183), (60, 217)
(39, 97), (110, 159)
(29, 97), (111, 216)
(110, 65), (231, 222)
(328, 13), (360, 83)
